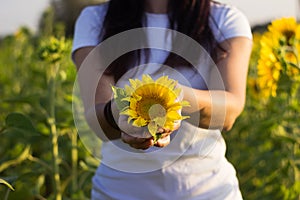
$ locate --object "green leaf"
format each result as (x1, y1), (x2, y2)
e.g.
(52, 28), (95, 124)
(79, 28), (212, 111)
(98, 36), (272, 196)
(2, 94), (39, 105)
(147, 122), (163, 142)
(111, 86), (129, 111)
(147, 121), (157, 137)
(0, 178), (15, 191)
(4, 113), (39, 140)
(5, 113), (36, 132)
(152, 117), (166, 128)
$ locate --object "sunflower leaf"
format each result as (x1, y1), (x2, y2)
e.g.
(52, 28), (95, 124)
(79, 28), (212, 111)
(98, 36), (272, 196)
(153, 117), (166, 127)
(0, 178), (15, 191)
(111, 86), (129, 111)
(148, 121), (158, 137)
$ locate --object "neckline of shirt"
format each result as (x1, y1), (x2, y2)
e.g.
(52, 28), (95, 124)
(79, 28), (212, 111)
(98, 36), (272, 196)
(145, 12), (168, 18)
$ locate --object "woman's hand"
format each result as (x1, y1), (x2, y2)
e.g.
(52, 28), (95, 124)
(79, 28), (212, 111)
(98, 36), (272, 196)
(118, 115), (181, 150)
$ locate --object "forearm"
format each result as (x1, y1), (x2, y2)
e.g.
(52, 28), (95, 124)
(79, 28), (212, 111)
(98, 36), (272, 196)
(181, 85), (244, 131)
(181, 38), (251, 131)
(85, 103), (121, 141)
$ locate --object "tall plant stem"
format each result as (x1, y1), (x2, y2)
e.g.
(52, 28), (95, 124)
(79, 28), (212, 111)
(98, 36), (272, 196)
(71, 129), (78, 193)
(4, 189), (10, 200)
(48, 63), (62, 200)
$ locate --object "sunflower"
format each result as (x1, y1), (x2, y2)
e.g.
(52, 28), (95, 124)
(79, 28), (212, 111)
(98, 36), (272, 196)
(268, 17), (298, 45)
(256, 17), (300, 98)
(257, 32), (282, 97)
(257, 54), (281, 97)
(112, 75), (190, 139)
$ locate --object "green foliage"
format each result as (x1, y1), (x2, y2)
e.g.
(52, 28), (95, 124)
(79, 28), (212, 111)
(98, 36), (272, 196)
(0, 27), (99, 200)
(225, 29), (300, 199)
(38, 36), (68, 64)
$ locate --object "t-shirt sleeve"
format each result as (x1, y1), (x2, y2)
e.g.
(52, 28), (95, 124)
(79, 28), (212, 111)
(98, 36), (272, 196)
(210, 4), (252, 43)
(71, 5), (107, 59)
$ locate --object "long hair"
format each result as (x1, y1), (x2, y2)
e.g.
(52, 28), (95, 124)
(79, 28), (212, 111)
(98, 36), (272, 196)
(102, 0), (216, 81)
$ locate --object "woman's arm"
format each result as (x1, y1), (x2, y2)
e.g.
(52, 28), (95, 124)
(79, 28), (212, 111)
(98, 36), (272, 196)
(73, 47), (121, 141)
(181, 37), (252, 131)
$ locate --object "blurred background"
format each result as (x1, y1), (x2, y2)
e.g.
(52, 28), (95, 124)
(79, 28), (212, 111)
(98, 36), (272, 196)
(0, 0), (300, 200)
(1, 0), (300, 37)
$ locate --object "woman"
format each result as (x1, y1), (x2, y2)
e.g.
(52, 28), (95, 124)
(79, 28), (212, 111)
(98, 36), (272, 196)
(72, 0), (252, 199)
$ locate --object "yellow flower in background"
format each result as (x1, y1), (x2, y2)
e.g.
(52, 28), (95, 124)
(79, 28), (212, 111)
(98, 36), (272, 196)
(257, 32), (282, 97)
(113, 75), (190, 140)
(296, 25), (300, 40)
(268, 17), (297, 33)
(261, 31), (280, 49)
(268, 17), (298, 45)
(257, 56), (281, 97)
(256, 17), (300, 98)
(251, 33), (262, 53)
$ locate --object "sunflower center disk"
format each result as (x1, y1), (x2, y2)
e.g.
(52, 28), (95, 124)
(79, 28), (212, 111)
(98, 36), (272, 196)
(136, 97), (166, 120)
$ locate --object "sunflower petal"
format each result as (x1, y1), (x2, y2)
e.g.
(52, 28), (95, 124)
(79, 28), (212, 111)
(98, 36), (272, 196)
(142, 74), (153, 83)
(124, 85), (134, 95)
(129, 78), (137, 89)
(181, 115), (190, 119)
(132, 117), (147, 127)
(167, 110), (182, 120)
(181, 100), (191, 107)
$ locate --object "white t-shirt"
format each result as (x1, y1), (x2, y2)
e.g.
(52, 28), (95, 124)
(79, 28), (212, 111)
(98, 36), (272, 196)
(72, 2), (252, 200)
(72, 1), (252, 90)
(72, 2), (252, 55)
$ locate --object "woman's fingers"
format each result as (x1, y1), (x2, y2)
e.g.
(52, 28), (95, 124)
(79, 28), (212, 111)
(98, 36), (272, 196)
(154, 135), (170, 147)
(121, 132), (147, 143)
(173, 120), (181, 131)
(121, 132), (154, 150)
(130, 140), (154, 150)
(120, 122), (181, 149)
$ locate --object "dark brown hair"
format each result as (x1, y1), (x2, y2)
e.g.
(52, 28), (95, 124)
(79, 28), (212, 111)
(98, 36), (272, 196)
(102, 0), (217, 81)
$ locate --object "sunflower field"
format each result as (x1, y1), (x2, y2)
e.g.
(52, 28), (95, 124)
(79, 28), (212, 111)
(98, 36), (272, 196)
(0, 28), (99, 200)
(0, 15), (300, 200)
(224, 17), (300, 200)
